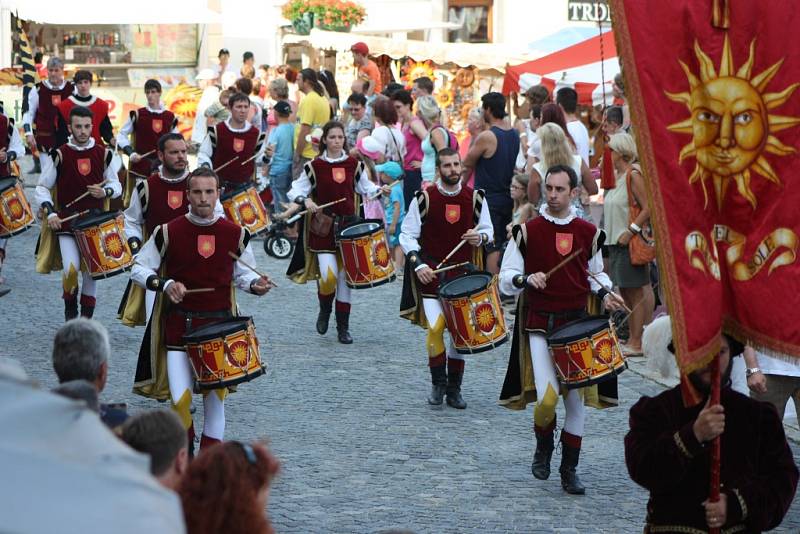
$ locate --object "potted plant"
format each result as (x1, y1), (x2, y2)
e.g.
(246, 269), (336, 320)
(283, 0), (366, 34)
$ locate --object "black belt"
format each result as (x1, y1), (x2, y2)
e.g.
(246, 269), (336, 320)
(174, 308), (231, 332)
(536, 309), (586, 333)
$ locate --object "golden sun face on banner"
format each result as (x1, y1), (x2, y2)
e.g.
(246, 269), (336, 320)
(666, 35), (800, 211)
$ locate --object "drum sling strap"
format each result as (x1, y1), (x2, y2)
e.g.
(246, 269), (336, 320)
(538, 309), (586, 334)
(174, 308), (232, 332)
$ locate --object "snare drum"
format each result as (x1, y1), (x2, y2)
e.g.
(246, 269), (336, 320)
(0, 177), (35, 237)
(337, 220), (396, 289)
(547, 315), (626, 389)
(183, 317), (265, 390)
(438, 272), (508, 354)
(222, 184), (270, 236)
(73, 211), (133, 280)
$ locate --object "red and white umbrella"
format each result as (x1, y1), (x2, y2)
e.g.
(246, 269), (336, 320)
(503, 31), (619, 107)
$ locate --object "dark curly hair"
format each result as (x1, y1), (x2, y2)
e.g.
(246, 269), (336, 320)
(179, 442), (280, 534)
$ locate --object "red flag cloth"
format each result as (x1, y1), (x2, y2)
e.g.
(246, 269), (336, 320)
(600, 145), (616, 189)
(610, 1), (800, 372)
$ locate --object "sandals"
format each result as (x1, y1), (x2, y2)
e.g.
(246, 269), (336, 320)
(620, 343), (644, 358)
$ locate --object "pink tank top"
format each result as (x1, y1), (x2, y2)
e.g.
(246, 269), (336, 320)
(402, 118), (424, 170)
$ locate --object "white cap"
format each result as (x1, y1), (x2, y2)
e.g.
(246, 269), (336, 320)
(195, 68), (216, 81)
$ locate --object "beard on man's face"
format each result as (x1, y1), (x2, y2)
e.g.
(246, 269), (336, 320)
(440, 170), (460, 185)
(688, 358), (734, 395)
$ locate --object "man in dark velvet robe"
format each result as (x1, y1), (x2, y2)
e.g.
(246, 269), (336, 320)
(625, 335), (798, 533)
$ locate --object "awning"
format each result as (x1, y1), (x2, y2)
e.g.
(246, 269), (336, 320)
(2, 0), (221, 24)
(283, 29), (534, 72)
(502, 30), (618, 105)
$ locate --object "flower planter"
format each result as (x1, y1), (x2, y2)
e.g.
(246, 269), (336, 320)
(292, 12), (314, 35)
(316, 23), (352, 32)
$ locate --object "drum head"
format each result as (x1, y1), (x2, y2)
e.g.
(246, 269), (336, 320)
(184, 316), (251, 342)
(0, 177), (17, 192)
(439, 272), (492, 298)
(548, 315), (609, 344)
(221, 183), (252, 200)
(73, 210), (122, 229)
(339, 220), (381, 239)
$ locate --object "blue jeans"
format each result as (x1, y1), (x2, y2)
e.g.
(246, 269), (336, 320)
(270, 171), (291, 212)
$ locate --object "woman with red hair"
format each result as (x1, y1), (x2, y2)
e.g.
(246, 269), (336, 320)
(179, 441), (280, 534)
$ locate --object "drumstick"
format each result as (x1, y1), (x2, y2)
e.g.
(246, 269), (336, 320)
(138, 149), (156, 159)
(213, 156), (239, 173)
(586, 270), (632, 314)
(436, 239), (468, 269)
(64, 180), (109, 208)
(127, 169), (150, 179)
(227, 251), (278, 288)
(289, 197), (347, 220)
(60, 209), (90, 223)
(184, 288), (215, 294)
(617, 281), (659, 329)
(544, 249), (583, 280)
(431, 261), (470, 275)
(239, 153), (262, 166)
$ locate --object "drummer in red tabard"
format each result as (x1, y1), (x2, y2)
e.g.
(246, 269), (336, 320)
(399, 148), (493, 409)
(54, 70), (115, 148)
(22, 56), (73, 174)
(283, 120), (384, 344)
(130, 168), (273, 452)
(116, 79), (179, 204)
(498, 164), (624, 495)
(34, 106), (122, 320)
(197, 92), (267, 189)
(119, 133), (222, 327)
(0, 106), (27, 283)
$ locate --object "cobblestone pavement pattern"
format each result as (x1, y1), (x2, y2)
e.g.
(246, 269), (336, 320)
(3, 162), (799, 533)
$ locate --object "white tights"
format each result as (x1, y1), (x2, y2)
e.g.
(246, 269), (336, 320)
(422, 297), (463, 361)
(167, 350), (225, 440)
(317, 252), (351, 303)
(58, 235), (96, 297)
(529, 334), (585, 437)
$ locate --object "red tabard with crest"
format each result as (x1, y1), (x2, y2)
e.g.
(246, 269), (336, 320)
(0, 114), (11, 176)
(33, 81), (74, 150)
(306, 156), (360, 251)
(522, 216), (597, 330)
(57, 96), (110, 146)
(160, 215), (246, 347)
(417, 185), (477, 296)
(140, 171), (190, 236)
(55, 143), (108, 220)
(130, 108), (177, 176)
(211, 122), (260, 186)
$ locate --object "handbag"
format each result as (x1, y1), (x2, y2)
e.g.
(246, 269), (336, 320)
(309, 211), (334, 238)
(626, 166), (656, 266)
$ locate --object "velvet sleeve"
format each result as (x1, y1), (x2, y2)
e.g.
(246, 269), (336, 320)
(624, 394), (706, 493)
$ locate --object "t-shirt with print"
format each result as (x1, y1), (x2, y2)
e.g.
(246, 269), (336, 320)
(294, 91), (331, 159)
(383, 184), (405, 228)
(346, 112), (373, 148)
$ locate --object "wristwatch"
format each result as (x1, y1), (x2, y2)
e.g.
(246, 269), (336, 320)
(745, 367), (762, 378)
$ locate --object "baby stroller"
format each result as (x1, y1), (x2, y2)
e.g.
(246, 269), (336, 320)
(262, 214), (299, 259)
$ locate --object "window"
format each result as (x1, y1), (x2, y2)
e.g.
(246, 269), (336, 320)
(447, 0), (493, 43)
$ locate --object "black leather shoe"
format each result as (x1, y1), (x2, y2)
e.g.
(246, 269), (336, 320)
(560, 444), (586, 495)
(335, 311), (353, 344)
(316, 309), (331, 335)
(531, 432), (555, 480)
(428, 365), (447, 405)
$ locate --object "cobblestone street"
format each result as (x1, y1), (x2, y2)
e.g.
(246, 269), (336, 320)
(2, 172), (799, 533)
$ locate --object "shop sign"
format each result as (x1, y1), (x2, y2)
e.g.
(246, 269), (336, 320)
(568, 1), (611, 23)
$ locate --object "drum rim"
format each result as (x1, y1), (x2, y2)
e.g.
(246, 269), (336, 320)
(438, 271), (493, 298)
(0, 177), (20, 191)
(183, 316), (253, 342)
(452, 332), (508, 354)
(337, 219), (382, 239)
(345, 272), (396, 289)
(221, 183), (256, 199)
(72, 210), (123, 229)
(547, 314), (612, 344)
(194, 364), (265, 390)
(560, 360), (627, 389)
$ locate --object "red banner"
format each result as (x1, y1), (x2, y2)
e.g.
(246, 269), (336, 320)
(611, 0), (800, 370)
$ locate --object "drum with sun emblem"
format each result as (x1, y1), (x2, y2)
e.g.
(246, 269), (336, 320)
(73, 211), (134, 280)
(547, 315), (627, 389)
(337, 220), (396, 289)
(438, 272), (508, 354)
(0, 177), (35, 237)
(221, 184), (270, 236)
(183, 316), (265, 390)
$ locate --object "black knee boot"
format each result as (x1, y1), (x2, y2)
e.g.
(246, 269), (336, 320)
(64, 298), (79, 321)
(531, 430), (555, 480)
(335, 311), (353, 344)
(316, 299), (332, 335)
(428, 365), (447, 405)
(445, 370), (467, 409)
(560, 442), (586, 495)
